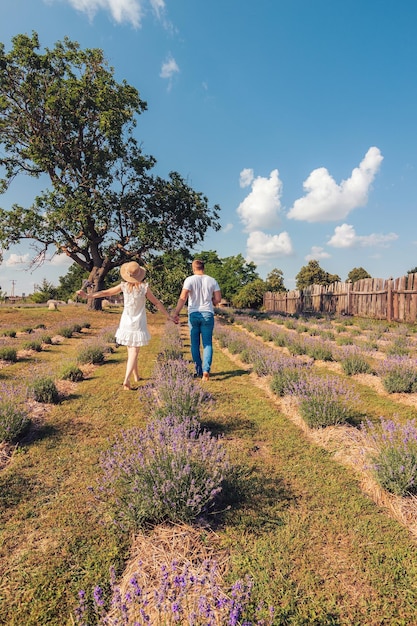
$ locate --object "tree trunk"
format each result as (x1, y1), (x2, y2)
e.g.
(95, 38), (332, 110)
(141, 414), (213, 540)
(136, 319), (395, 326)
(87, 268), (107, 311)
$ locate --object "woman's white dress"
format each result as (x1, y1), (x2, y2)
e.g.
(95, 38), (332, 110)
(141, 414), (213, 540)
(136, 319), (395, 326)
(115, 282), (151, 347)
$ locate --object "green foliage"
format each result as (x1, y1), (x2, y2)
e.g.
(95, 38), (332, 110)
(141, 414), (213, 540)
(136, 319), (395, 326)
(341, 353), (372, 375)
(60, 364), (84, 382)
(0, 347), (17, 362)
(200, 252), (259, 303)
(0, 399), (30, 442)
(295, 260), (341, 289)
(30, 376), (60, 404)
(56, 263), (89, 302)
(292, 376), (357, 428)
(146, 249), (193, 307)
(270, 367), (303, 397)
(57, 326), (74, 338)
(387, 337), (410, 356)
(232, 278), (267, 309)
(0, 329), (16, 337)
(306, 344), (334, 361)
(265, 268), (287, 292)
(347, 267), (371, 283)
(382, 369), (417, 393)
(30, 279), (57, 303)
(76, 344), (106, 364)
(21, 339), (43, 352)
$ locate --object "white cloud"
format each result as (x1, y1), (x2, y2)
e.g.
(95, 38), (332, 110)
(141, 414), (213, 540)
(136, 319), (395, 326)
(237, 169), (283, 232)
(160, 55), (179, 89)
(221, 223), (233, 234)
(327, 223), (398, 248)
(305, 246), (330, 261)
(287, 147), (383, 222)
(4, 251), (72, 269)
(239, 168), (254, 188)
(149, 0), (165, 19)
(61, 0), (143, 27)
(246, 230), (293, 263)
(5, 253), (30, 267)
(48, 254), (74, 267)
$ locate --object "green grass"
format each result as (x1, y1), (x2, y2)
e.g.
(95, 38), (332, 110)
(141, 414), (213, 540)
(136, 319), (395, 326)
(2, 307), (417, 624)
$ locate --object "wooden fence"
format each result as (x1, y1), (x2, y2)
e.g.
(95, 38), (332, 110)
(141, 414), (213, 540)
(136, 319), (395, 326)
(263, 273), (417, 323)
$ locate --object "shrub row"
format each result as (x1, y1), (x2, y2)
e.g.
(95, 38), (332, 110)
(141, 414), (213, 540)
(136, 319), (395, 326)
(215, 319), (417, 496)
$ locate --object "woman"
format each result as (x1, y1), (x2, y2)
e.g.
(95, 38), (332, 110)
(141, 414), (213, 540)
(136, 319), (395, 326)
(77, 261), (175, 390)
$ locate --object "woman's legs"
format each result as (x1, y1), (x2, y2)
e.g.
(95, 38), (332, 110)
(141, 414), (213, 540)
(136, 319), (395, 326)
(124, 346), (140, 389)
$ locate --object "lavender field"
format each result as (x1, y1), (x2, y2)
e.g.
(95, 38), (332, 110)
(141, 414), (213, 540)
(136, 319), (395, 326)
(2, 304), (417, 625)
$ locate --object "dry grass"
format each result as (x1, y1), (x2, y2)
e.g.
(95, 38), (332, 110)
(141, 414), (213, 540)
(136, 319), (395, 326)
(108, 524), (230, 623)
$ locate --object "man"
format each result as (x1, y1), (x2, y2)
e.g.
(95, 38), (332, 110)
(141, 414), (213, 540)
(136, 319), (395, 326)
(173, 259), (221, 381)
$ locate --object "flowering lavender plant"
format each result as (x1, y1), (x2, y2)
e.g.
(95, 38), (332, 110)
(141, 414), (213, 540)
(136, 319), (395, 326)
(144, 359), (210, 420)
(270, 363), (305, 397)
(156, 320), (184, 362)
(75, 561), (274, 626)
(96, 414), (229, 530)
(377, 356), (417, 393)
(360, 417), (417, 496)
(288, 374), (358, 428)
(29, 375), (60, 404)
(339, 346), (372, 376)
(76, 341), (106, 365)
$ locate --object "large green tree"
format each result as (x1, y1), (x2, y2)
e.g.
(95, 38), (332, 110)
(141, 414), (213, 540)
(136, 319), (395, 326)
(347, 267), (371, 283)
(0, 33), (220, 308)
(295, 260), (340, 289)
(232, 278), (267, 309)
(30, 278), (57, 303)
(265, 268), (287, 292)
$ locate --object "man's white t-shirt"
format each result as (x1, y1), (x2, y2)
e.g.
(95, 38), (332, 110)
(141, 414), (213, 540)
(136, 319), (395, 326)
(183, 274), (220, 314)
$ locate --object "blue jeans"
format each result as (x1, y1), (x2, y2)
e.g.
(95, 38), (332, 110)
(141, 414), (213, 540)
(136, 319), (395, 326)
(188, 312), (214, 376)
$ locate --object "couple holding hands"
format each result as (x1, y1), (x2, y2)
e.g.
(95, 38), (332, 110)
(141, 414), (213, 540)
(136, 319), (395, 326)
(77, 259), (221, 390)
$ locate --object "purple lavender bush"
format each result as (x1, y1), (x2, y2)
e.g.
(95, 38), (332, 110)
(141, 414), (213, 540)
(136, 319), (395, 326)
(95, 414), (230, 530)
(288, 374), (358, 428)
(144, 358), (210, 420)
(360, 417), (417, 496)
(377, 356), (417, 393)
(75, 561), (274, 626)
(339, 346), (373, 376)
(269, 360), (307, 397)
(157, 321), (184, 362)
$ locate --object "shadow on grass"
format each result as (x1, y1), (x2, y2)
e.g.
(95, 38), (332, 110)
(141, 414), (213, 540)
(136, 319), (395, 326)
(0, 472), (38, 509)
(211, 368), (249, 381)
(202, 416), (257, 438)
(211, 464), (296, 532)
(19, 422), (58, 446)
(346, 410), (368, 428)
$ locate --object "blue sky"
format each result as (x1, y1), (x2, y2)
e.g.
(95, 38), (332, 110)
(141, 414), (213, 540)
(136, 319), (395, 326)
(1, 0), (417, 296)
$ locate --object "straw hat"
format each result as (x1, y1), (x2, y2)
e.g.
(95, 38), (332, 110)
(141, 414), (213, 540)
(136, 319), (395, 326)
(120, 261), (146, 284)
